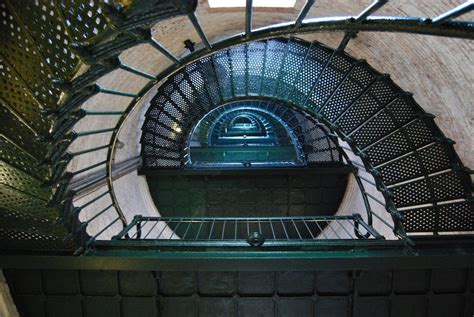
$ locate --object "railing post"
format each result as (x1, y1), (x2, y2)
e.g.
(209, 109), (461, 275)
(353, 213), (384, 239)
(112, 215), (142, 240)
(338, 0), (388, 51)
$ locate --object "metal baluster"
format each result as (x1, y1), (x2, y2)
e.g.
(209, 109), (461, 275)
(85, 204), (114, 224)
(432, 1), (474, 25)
(195, 220), (204, 240)
(70, 160), (107, 177)
(337, 32), (357, 52)
(356, 0), (388, 21)
(156, 221), (169, 239)
(135, 220), (148, 239)
(353, 214), (384, 239)
(326, 220), (342, 239)
(181, 220), (193, 240)
(313, 218), (327, 239)
(336, 219), (353, 239)
(97, 86), (137, 97)
(119, 61), (157, 80)
(338, 0), (388, 51)
(169, 219), (183, 239)
(364, 191), (386, 207)
(371, 210), (395, 230)
(84, 110), (126, 116)
(76, 190), (109, 210)
(295, 0), (317, 29)
(290, 219), (302, 240)
(358, 174), (377, 187)
(302, 218), (316, 239)
(75, 128), (115, 137)
(221, 220), (227, 240)
(188, 12), (211, 49)
(208, 219), (216, 240)
(144, 220), (159, 239)
(92, 217), (120, 240)
(280, 219), (290, 240)
(149, 37), (180, 64)
(351, 219), (367, 238)
(245, 0), (253, 38)
(269, 219), (276, 239)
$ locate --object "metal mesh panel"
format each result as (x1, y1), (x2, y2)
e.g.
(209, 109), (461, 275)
(0, 57), (49, 133)
(229, 45), (248, 97)
(438, 202), (473, 232)
(365, 119), (435, 167)
(198, 57), (224, 105)
(0, 161), (51, 200)
(390, 177), (432, 208)
(288, 44), (332, 106)
(403, 202), (473, 233)
(261, 39), (287, 97)
(142, 131), (180, 147)
(276, 39), (308, 100)
(352, 110), (396, 148)
(378, 153), (423, 186)
(336, 80), (398, 134)
(7, 0), (78, 79)
(417, 143), (453, 173)
(306, 52), (355, 112)
(247, 41), (266, 96)
(0, 207), (65, 237)
(402, 206), (437, 232)
(0, 135), (48, 181)
(0, 185), (56, 219)
(186, 62), (214, 110)
(57, 0), (109, 42)
(365, 129), (412, 167)
(212, 51), (233, 100)
(0, 228), (74, 250)
(377, 143), (453, 185)
(321, 63), (376, 122)
(0, 1), (59, 105)
(0, 106), (45, 159)
(430, 171), (467, 202)
(404, 118), (435, 148)
(391, 170), (466, 208)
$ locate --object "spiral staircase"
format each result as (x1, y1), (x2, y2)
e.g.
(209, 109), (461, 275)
(0, 0), (473, 316)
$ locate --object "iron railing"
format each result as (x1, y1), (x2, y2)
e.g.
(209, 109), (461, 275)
(111, 215), (383, 245)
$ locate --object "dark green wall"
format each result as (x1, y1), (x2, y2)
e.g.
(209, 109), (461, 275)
(5, 267), (473, 317)
(147, 171), (348, 218)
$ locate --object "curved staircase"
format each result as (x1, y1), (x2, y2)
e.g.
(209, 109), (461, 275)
(0, 0), (472, 253)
